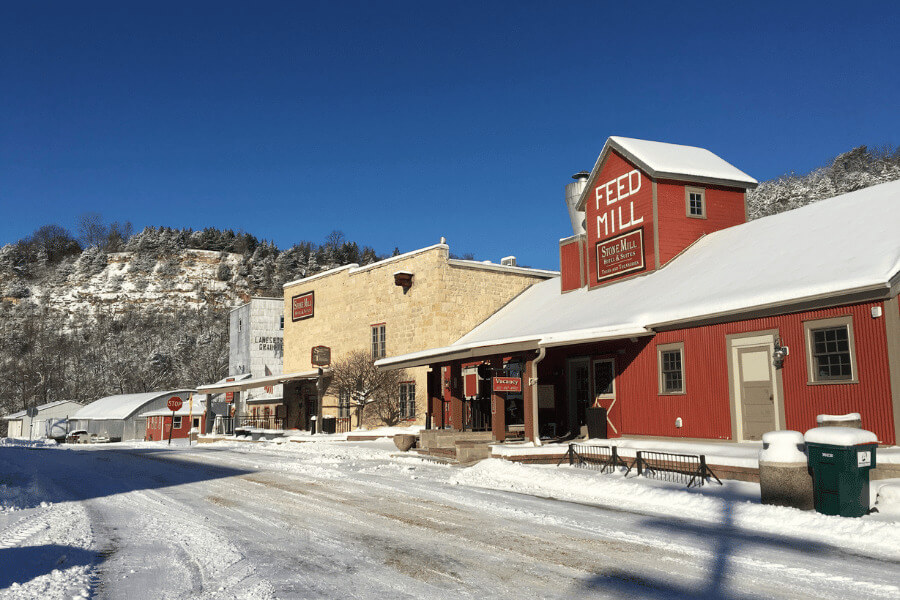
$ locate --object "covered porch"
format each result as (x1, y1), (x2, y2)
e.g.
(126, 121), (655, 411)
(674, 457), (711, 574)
(197, 368), (335, 435)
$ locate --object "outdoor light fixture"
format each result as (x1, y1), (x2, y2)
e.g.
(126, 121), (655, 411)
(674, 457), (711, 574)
(773, 337), (789, 368)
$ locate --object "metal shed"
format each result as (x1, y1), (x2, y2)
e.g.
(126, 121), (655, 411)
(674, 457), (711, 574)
(2, 400), (84, 439)
(69, 390), (195, 442)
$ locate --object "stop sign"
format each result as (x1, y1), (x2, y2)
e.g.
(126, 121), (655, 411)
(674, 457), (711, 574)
(167, 396), (183, 412)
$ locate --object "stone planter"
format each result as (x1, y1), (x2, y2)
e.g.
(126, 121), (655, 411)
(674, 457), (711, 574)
(759, 430), (814, 510)
(393, 434), (417, 452)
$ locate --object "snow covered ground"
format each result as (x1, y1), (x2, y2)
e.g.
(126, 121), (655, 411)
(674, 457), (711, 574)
(1, 437), (898, 599)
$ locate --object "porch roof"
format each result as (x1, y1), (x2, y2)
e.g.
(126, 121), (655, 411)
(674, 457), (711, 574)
(378, 179), (900, 370)
(196, 369), (329, 394)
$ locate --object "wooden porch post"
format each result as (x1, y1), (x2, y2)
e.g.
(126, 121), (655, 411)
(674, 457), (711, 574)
(449, 361), (463, 431)
(490, 356), (505, 442)
(523, 354), (536, 442)
(425, 367), (437, 430)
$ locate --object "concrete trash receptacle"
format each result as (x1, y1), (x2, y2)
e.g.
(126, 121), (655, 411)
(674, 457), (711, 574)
(394, 434), (417, 452)
(805, 427), (878, 518)
(758, 430), (814, 510)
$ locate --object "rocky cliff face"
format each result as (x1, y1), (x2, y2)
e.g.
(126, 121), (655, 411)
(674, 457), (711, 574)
(30, 249), (251, 317)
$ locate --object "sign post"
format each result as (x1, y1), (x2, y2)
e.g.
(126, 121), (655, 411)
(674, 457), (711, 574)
(167, 396), (183, 446)
(26, 405), (38, 441)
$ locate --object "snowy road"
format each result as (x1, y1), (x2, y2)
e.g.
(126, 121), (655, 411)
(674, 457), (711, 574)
(1, 439), (899, 599)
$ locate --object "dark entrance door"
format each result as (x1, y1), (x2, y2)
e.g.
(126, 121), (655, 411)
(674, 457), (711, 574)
(567, 357), (591, 436)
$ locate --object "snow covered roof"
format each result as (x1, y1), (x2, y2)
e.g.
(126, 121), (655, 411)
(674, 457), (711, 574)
(72, 390), (195, 421)
(282, 243), (557, 289)
(197, 369), (325, 394)
(575, 136), (757, 211)
(378, 179), (900, 370)
(140, 400), (205, 418)
(3, 400), (83, 420)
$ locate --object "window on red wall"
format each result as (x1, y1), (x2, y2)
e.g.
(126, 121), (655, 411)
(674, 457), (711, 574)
(173, 416), (182, 429)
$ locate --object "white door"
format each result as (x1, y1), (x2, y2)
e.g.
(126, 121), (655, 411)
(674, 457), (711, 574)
(729, 334), (781, 441)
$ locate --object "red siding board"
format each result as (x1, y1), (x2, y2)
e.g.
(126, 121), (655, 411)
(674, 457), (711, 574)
(611, 301), (894, 444)
(559, 239), (583, 292)
(531, 300), (895, 445)
(656, 180), (746, 266)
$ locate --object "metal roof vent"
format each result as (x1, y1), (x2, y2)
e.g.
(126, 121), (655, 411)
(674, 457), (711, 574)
(500, 256), (517, 267)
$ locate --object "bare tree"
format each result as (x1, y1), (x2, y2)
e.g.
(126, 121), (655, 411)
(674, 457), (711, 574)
(330, 349), (405, 429)
(76, 212), (108, 248)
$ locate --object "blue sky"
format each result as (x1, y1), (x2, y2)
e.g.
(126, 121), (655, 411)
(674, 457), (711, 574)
(2, 1), (897, 269)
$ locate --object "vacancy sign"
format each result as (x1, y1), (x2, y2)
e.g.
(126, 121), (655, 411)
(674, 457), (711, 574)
(493, 377), (522, 393)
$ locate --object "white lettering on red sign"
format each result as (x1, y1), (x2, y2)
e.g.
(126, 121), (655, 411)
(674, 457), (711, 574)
(595, 169), (644, 238)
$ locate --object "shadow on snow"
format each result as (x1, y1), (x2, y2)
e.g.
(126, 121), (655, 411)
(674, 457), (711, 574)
(0, 445), (252, 510)
(575, 499), (834, 599)
(0, 544), (97, 589)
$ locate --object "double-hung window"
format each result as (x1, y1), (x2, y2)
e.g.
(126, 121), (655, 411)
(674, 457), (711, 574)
(338, 390), (351, 418)
(399, 382), (416, 420)
(658, 342), (685, 394)
(173, 416), (182, 429)
(371, 324), (386, 359)
(804, 316), (857, 383)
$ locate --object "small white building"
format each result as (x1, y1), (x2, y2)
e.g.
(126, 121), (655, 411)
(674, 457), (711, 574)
(69, 390), (195, 441)
(2, 400), (84, 439)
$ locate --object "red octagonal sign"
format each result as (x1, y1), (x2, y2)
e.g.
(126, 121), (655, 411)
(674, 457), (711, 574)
(167, 396), (183, 412)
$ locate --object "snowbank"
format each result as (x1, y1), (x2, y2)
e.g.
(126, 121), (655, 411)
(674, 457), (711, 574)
(449, 459), (900, 561)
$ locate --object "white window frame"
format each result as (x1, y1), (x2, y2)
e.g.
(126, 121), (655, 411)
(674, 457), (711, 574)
(592, 357), (616, 400)
(658, 342), (686, 395)
(399, 381), (416, 420)
(172, 416), (182, 429)
(192, 417), (201, 429)
(803, 316), (858, 384)
(685, 187), (706, 219)
(371, 323), (386, 359)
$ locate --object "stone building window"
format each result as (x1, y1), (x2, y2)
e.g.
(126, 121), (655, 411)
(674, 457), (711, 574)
(371, 324), (386, 359)
(399, 382), (416, 420)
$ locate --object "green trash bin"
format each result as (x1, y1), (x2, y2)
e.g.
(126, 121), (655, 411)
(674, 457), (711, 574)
(805, 427), (878, 518)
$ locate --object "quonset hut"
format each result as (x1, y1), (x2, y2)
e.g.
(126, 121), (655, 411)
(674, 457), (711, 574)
(377, 137), (900, 447)
(69, 390), (195, 441)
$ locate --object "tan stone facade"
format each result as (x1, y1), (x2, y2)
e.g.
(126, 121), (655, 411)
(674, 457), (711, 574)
(282, 244), (556, 428)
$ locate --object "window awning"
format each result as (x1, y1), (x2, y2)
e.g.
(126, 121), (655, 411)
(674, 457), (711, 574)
(197, 369), (330, 394)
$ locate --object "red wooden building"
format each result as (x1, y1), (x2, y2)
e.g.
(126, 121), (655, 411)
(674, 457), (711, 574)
(143, 404), (205, 441)
(378, 137), (900, 446)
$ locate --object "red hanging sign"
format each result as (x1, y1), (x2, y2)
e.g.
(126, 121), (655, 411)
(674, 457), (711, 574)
(492, 377), (522, 393)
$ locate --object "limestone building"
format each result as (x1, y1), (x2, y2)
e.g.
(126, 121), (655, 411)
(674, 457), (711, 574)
(281, 242), (557, 430)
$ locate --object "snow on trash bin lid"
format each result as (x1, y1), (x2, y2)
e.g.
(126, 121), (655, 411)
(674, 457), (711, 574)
(816, 413), (861, 424)
(759, 430), (806, 463)
(804, 427), (877, 446)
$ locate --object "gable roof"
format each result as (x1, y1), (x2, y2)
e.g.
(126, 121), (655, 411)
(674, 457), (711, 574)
(72, 390), (195, 421)
(575, 136), (757, 211)
(3, 400), (83, 420)
(378, 179), (900, 369)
